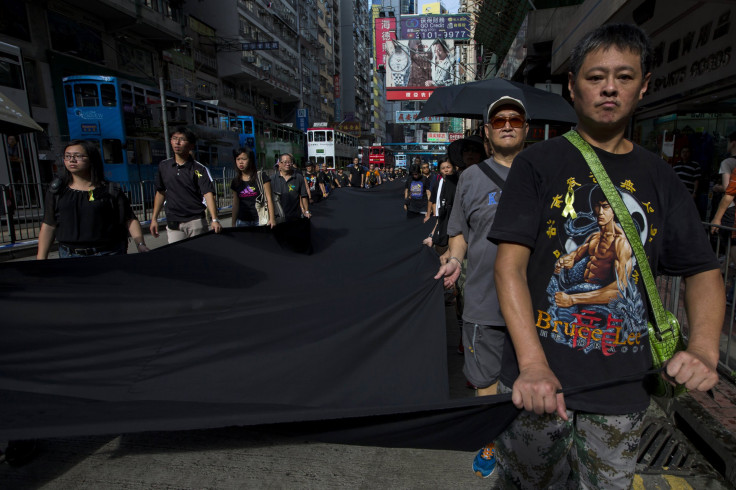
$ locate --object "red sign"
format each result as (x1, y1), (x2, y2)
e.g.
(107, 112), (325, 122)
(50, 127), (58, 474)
(449, 133), (463, 142)
(333, 74), (340, 98)
(375, 17), (397, 68)
(386, 88), (435, 101)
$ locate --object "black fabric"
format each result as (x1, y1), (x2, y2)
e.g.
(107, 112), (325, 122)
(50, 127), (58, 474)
(0, 180), (524, 449)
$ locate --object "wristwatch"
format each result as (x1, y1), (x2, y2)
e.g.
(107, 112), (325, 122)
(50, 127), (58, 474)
(388, 41), (410, 86)
(212, 218), (220, 223)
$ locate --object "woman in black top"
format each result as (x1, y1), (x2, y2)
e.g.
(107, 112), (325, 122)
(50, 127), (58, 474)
(230, 147), (276, 228)
(37, 140), (147, 259)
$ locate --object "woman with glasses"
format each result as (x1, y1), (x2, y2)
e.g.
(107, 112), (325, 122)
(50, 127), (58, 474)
(37, 140), (148, 259)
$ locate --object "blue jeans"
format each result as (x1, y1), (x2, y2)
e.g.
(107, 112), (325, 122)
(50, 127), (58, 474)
(236, 219), (261, 227)
(58, 244), (127, 258)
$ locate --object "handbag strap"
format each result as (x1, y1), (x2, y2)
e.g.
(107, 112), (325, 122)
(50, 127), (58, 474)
(477, 161), (506, 190)
(562, 130), (669, 337)
(255, 170), (265, 204)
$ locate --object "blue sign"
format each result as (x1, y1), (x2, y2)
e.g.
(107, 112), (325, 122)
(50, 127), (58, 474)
(296, 108), (309, 133)
(399, 14), (471, 40)
(242, 41), (280, 51)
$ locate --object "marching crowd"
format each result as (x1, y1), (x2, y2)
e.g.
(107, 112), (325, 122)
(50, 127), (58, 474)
(22, 22), (730, 490)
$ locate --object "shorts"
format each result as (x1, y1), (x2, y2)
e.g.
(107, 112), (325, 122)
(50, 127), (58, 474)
(462, 320), (505, 389)
(495, 381), (646, 489)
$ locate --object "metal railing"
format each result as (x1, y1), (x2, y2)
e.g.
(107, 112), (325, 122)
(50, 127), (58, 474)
(0, 173), (242, 246)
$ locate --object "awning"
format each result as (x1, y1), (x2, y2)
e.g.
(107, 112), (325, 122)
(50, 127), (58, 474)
(0, 89), (43, 134)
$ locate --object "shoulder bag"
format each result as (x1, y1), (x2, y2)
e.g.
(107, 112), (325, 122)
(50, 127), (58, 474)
(268, 172), (287, 224)
(564, 130), (686, 398)
(254, 171), (270, 226)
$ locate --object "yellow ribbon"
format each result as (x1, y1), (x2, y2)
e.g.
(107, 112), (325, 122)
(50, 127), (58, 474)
(561, 178), (580, 218)
(88, 190), (95, 202)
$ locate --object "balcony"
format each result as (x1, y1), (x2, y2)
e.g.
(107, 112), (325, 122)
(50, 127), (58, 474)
(62, 0), (183, 43)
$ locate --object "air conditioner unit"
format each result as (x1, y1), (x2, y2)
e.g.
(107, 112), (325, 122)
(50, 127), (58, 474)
(246, 56), (256, 63)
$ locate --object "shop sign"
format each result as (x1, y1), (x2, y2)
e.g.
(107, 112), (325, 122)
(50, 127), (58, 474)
(644, 4), (734, 106)
(398, 14), (471, 40)
(427, 132), (449, 142)
(395, 111), (444, 124)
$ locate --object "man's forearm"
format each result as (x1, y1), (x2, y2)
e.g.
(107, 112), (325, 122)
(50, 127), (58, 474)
(151, 192), (165, 220)
(495, 243), (549, 371)
(446, 234), (468, 263)
(204, 192), (218, 220)
(684, 269), (725, 366)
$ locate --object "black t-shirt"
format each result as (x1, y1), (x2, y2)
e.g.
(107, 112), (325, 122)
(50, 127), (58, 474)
(488, 136), (719, 414)
(231, 173), (270, 222)
(305, 171), (322, 197)
(405, 176), (429, 213)
(349, 165), (364, 187)
(43, 184), (134, 248)
(335, 173), (349, 187)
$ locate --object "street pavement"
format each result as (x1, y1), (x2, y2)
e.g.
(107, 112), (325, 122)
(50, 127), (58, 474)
(0, 223), (733, 489)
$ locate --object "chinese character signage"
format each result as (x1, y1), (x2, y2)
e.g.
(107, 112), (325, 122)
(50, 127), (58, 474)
(395, 111), (444, 124)
(427, 132), (449, 142)
(241, 41), (280, 50)
(374, 17), (397, 68)
(399, 14), (471, 40)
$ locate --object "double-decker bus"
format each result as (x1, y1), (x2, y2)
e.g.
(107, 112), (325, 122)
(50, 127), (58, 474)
(63, 75), (240, 183)
(230, 115), (306, 170)
(307, 127), (358, 168)
(368, 146), (395, 169)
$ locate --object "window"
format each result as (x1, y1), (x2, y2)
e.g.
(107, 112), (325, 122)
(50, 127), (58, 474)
(64, 84), (74, 108)
(100, 84), (116, 107)
(74, 83), (99, 107)
(102, 138), (123, 164)
(0, 57), (23, 90)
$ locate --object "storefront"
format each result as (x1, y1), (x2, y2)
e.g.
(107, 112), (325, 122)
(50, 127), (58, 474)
(631, 2), (736, 218)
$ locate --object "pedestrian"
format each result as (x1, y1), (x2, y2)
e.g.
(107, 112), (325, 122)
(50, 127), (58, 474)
(404, 164), (430, 218)
(434, 95), (529, 479)
(672, 146), (700, 198)
(318, 163), (332, 197)
(304, 162), (323, 203)
(366, 163), (381, 188)
(270, 153), (310, 221)
(37, 140), (148, 259)
(334, 167), (349, 188)
(490, 23), (722, 489)
(348, 157), (365, 187)
(230, 147), (276, 228)
(424, 154), (457, 253)
(149, 127), (222, 243)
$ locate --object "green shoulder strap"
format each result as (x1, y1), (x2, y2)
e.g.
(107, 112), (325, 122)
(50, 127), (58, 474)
(562, 130), (671, 338)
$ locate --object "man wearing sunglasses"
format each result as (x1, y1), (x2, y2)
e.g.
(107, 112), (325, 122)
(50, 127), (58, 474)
(434, 95), (528, 479)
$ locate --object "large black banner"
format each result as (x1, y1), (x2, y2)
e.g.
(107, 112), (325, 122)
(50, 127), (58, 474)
(0, 181), (519, 450)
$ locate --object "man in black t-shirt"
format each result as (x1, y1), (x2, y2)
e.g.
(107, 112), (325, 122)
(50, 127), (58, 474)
(271, 153), (310, 221)
(304, 162), (323, 203)
(334, 167), (349, 188)
(404, 164), (430, 218)
(348, 157), (365, 187)
(488, 24), (722, 489)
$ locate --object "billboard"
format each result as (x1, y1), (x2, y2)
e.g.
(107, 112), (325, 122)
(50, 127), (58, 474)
(395, 111), (444, 124)
(375, 17), (397, 68)
(398, 14), (471, 40)
(384, 38), (455, 100)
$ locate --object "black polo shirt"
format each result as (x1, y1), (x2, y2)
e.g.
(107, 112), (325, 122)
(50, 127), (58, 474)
(155, 158), (216, 221)
(271, 172), (308, 221)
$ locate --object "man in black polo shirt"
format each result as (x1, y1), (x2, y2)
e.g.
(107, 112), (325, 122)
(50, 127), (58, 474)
(271, 153), (310, 221)
(348, 157), (364, 187)
(150, 127), (222, 243)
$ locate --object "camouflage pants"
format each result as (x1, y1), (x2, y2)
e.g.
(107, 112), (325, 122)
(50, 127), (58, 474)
(495, 382), (646, 489)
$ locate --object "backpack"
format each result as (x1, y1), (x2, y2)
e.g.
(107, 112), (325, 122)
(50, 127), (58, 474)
(368, 171), (378, 185)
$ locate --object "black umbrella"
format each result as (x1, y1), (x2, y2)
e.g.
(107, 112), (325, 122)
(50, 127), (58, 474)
(417, 78), (577, 123)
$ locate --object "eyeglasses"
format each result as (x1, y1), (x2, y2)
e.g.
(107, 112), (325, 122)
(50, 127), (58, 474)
(63, 153), (88, 161)
(170, 137), (188, 143)
(280, 160), (293, 165)
(489, 115), (525, 129)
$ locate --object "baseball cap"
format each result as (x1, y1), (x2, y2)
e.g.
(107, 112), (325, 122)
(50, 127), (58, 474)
(486, 96), (527, 122)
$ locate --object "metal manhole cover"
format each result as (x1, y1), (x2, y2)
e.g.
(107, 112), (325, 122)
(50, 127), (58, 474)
(637, 418), (717, 477)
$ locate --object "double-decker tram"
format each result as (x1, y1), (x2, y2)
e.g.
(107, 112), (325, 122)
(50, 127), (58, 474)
(367, 145), (395, 169)
(230, 115), (305, 170)
(63, 75), (240, 183)
(306, 127), (358, 168)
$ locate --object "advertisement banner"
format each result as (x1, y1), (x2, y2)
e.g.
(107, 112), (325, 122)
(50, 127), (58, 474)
(398, 14), (471, 40)
(427, 132), (449, 143)
(386, 89), (436, 101)
(375, 17), (397, 68)
(384, 38), (455, 98)
(395, 111), (444, 124)
(449, 133), (463, 142)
